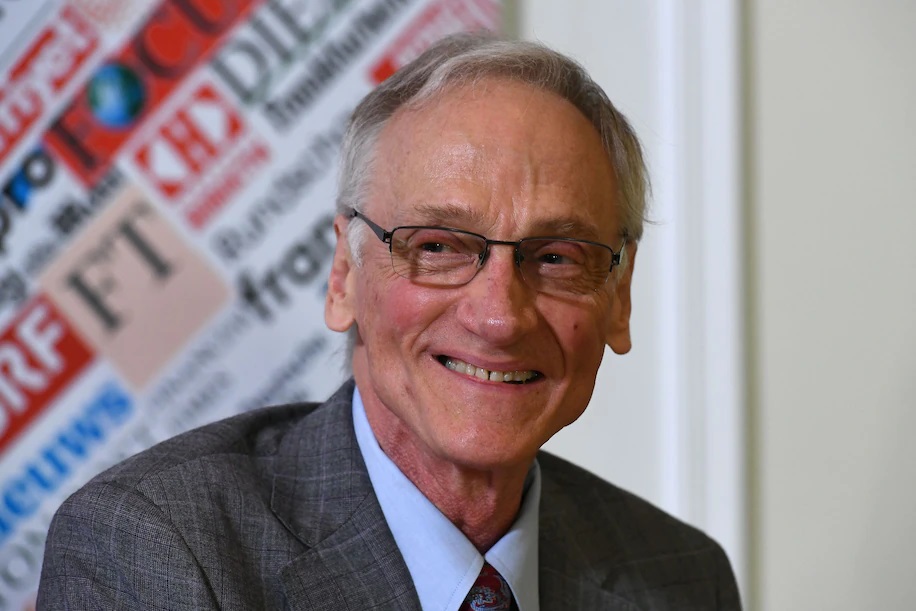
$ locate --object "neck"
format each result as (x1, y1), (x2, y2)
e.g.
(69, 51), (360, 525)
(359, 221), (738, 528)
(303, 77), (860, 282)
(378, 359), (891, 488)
(365, 404), (531, 552)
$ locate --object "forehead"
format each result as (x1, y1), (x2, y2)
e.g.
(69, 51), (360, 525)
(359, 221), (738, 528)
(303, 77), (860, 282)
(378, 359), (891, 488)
(370, 78), (620, 238)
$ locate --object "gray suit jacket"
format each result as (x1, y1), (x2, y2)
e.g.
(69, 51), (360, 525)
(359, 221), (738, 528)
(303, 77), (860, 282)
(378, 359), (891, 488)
(38, 380), (741, 610)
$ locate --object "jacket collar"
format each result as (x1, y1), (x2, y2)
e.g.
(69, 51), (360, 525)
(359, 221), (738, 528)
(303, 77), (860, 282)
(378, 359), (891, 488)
(267, 380), (632, 610)
(270, 380), (421, 610)
(538, 451), (644, 611)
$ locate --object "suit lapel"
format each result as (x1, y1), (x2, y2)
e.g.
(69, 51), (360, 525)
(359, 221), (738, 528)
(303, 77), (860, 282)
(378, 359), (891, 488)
(279, 500), (421, 610)
(538, 451), (643, 611)
(538, 515), (642, 611)
(270, 381), (421, 611)
(265, 384), (638, 610)
(539, 569), (641, 611)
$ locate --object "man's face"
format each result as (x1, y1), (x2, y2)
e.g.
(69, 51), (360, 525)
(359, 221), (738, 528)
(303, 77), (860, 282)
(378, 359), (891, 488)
(326, 79), (635, 473)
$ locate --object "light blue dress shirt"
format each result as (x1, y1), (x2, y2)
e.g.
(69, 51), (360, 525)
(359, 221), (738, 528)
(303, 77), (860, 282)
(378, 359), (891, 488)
(352, 387), (541, 611)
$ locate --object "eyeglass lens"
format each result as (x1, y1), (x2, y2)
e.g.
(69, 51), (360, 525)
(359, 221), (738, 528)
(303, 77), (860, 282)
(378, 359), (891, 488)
(388, 227), (613, 295)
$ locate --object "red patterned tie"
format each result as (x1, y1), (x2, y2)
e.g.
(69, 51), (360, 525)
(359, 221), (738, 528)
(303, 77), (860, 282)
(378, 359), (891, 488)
(459, 563), (517, 611)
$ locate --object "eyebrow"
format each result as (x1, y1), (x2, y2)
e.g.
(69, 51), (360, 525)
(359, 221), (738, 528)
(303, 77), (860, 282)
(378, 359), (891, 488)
(405, 202), (606, 242)
(407, 202), (487, 228)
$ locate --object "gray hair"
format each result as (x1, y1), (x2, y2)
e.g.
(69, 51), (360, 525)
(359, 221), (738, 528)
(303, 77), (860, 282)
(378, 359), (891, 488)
(337, 32), (649, 256)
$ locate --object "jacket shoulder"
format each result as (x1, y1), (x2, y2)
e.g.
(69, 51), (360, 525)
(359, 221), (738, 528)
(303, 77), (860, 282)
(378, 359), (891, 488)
(537, 451), (742, 610)
(92, 400), (321, 489)
(39, 393), (350, 610)
(538, 450), (716, 552)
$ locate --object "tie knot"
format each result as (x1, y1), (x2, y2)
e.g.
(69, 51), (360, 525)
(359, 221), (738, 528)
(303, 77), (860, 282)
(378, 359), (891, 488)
(460, 563), (516, 611)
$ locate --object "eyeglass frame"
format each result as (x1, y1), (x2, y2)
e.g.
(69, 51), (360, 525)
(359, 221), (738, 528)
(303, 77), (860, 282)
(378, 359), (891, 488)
(348, 209), (627, 293)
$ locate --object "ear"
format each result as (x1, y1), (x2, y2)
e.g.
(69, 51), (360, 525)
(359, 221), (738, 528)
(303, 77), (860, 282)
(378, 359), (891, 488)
(325, 215), (357, 332)
(605, 243), (637, 355)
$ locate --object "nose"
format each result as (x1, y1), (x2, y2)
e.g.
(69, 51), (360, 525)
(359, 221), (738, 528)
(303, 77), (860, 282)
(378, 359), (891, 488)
(456, 245), (539, 345)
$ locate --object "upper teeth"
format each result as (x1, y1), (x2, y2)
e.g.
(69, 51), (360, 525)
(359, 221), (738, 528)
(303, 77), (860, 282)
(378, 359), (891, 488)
(443, 357), (537, 383)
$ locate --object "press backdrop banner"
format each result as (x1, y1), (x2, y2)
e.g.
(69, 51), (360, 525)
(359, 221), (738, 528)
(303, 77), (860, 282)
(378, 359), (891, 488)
(0, 0), (501, 606)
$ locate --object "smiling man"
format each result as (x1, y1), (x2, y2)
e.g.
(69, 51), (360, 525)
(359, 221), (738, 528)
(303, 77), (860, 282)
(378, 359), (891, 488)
(38, 34), (741, 610)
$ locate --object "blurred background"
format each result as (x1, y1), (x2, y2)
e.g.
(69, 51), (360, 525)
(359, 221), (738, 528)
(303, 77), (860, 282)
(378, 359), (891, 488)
(519, 1), (916, 610)
(0, 1), (913, 609)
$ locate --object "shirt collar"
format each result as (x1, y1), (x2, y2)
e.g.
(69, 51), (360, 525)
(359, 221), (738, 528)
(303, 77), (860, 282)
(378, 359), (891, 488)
(352, 387), (541, 611)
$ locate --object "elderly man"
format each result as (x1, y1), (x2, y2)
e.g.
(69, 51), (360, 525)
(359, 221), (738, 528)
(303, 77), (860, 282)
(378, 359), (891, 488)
(38, 34), (741, 610)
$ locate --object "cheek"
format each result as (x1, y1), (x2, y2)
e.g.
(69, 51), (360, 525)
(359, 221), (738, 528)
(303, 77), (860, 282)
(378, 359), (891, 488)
(358, 275), (447, 340)
(559, 311), (606, 366)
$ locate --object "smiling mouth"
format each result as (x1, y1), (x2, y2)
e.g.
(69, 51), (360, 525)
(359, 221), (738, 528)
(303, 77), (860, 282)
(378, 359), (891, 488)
(436, 356), (542, 384)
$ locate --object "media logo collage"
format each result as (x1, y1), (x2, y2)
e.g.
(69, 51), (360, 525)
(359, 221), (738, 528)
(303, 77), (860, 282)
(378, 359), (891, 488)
(0, 0), (499, 606)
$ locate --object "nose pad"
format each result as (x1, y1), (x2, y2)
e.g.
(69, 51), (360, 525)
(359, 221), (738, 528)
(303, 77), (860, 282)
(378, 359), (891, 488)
(459, 247), (538, 345)
(476, 242), (528, 288)
(476, 246), (489, 268)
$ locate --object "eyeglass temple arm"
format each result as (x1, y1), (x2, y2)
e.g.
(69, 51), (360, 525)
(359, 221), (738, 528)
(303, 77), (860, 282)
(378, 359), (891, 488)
(349, 209), (392, 243)
(610, 236), (628, 269)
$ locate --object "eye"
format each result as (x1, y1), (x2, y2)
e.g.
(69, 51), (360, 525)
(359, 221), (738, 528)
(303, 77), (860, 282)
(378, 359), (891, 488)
(405, 229), (477, 255)
(538, 252), (571, 265)
(418, 240), (456, 253)
(529, 241), (586, 266)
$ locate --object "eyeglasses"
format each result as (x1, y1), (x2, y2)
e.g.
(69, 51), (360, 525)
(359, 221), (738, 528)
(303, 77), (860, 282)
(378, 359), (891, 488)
(349, 210), (626, 297)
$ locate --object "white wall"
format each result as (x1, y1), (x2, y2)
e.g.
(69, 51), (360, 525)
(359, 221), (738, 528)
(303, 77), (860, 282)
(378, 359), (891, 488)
(750, 1), (916, 610)
(517, 0), (916, 609)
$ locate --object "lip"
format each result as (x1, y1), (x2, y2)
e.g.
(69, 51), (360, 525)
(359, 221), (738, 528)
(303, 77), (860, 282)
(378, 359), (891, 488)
(434, 353), (544, 384)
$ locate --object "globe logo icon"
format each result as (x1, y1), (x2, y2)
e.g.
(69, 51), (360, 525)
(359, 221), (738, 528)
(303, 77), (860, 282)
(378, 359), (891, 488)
(87, 63), (146, 129)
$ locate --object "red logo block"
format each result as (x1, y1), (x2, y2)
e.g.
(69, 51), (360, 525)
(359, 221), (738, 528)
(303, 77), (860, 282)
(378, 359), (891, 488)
(45, 0), (258, 186)
(0, 295), (94, 453)
(0, 4), (99, 161)
(135, 83), (245, 200)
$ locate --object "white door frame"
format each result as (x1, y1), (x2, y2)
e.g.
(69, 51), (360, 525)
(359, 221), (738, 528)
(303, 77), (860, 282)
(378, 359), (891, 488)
(514, 0), (747, 594)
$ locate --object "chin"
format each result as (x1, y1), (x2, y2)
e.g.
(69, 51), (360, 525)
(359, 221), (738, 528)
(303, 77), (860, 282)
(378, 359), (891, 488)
(434, 431), (541, 472)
